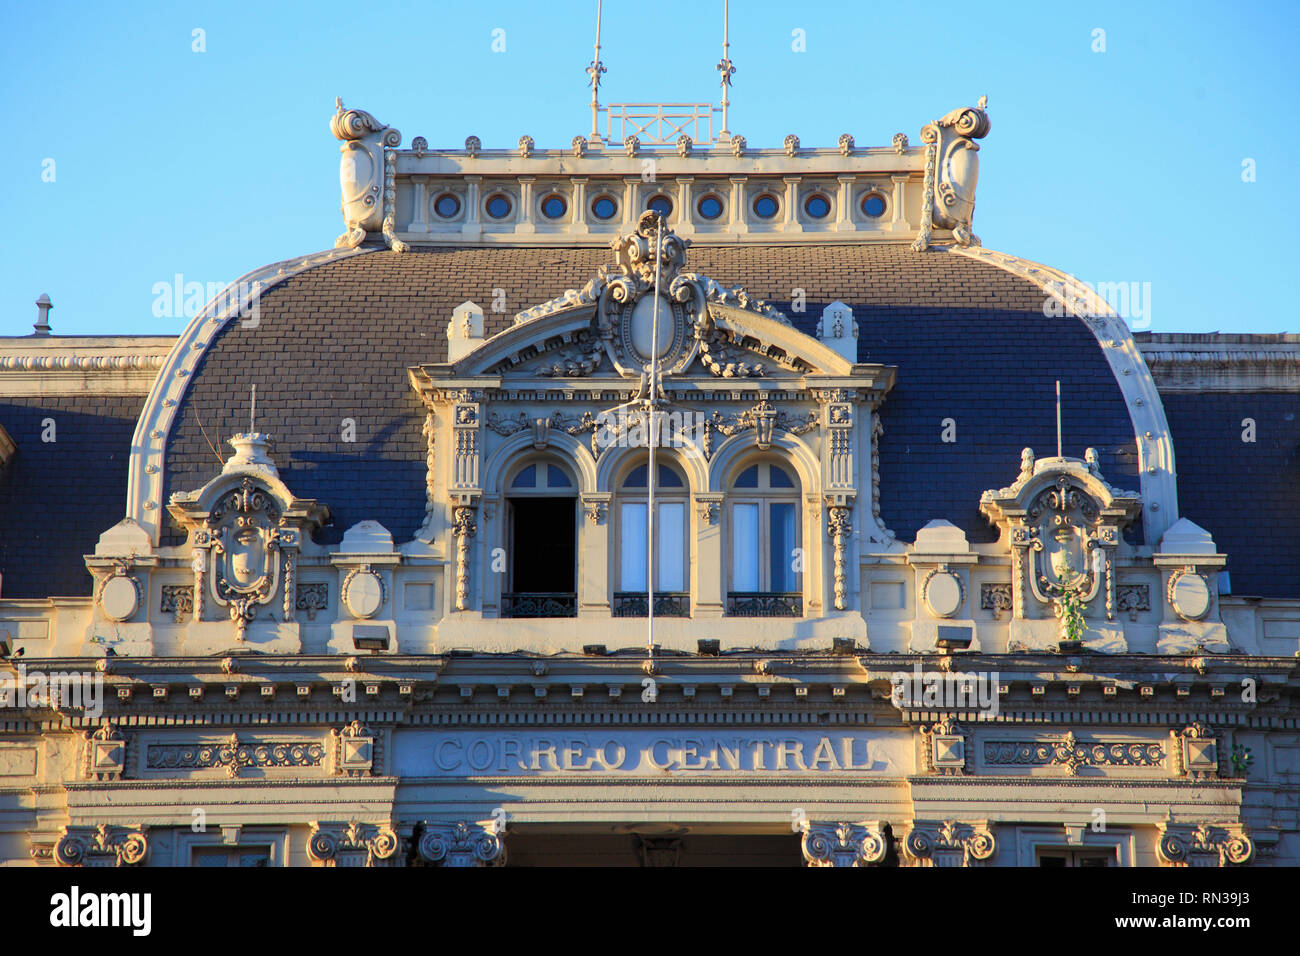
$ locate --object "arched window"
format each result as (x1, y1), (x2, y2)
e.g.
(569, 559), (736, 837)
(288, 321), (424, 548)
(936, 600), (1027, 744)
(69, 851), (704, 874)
(727, 461), (801, 617)
(613, 459), (689, 617)
(503, 459), (577, 618)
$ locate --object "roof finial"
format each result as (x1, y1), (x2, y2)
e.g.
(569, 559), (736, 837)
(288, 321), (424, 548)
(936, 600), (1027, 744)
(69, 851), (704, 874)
(33, 293), (52, 336)
(250, 383), (257, 435)
(716, 0), (735, 143)
(587, 0), (606, 144)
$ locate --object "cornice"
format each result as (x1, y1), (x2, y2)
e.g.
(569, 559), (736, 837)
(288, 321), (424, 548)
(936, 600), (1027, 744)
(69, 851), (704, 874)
(1138, 337), (1300, 393)
(0, 338), (173, 397)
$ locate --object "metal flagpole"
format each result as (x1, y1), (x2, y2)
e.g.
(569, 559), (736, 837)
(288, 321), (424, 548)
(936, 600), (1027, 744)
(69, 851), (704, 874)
(1055, 380), (1062, 459)
(647, 218), (663, 658)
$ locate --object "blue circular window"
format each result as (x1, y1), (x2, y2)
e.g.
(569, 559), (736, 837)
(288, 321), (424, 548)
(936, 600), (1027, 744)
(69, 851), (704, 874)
(647, 194), (673, 217)
(803, 193), (831, 219)
(485, 193), (512, 219)
(541, 194), (567, 219)
(860, 192), (886, 218)
(591, 194), (618, 220)
(752, 193), (779, 219)
(697, 194), (724, 220)
(433, 193), (461, 219)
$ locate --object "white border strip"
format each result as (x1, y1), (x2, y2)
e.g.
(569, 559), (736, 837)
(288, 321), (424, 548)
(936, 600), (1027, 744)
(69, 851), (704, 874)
(126, 247), (375, 544)
(949, 246), (1178, 546)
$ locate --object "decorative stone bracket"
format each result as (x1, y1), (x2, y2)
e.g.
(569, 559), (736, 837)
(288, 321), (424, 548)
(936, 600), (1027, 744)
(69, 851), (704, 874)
(83, 722), (128, 781)
(55, 824), (148, 867)
(921, 716), (970, 775)
(801, 822), (890, 867)
(1172, 722), (1220, 781)
(331, 720), (376, 777)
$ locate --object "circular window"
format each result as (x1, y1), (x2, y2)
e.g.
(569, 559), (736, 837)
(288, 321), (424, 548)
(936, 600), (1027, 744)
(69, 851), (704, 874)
(591, 194), (618, 220)
(752, 193), (779, 219)
(647, 194), (673, 218)
(485, 193), (513, 220)
(697, 194), (724, 220)
(540, 193), (567, 220)
(803, 193), (831, 219)
(433, 192), (461, 219)
(860, 192), (886, 218)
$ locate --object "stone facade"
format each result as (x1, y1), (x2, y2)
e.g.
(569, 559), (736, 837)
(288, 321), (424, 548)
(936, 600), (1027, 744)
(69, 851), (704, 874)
(1, 96), (1297, 868)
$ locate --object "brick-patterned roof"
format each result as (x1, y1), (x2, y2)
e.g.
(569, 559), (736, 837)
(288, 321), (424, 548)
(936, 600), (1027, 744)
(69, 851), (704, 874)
(161, 244), (1140, 555)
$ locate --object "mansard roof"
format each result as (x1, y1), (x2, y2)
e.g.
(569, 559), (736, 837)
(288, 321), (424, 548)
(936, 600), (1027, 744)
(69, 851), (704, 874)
(156, 242), (1141, 556)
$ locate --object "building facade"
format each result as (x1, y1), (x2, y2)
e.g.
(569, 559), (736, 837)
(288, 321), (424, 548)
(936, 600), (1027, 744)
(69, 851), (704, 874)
(1, 91), (1298, 867)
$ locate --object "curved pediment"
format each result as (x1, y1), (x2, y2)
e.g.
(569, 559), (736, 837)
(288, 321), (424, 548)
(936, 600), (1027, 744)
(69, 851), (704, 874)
(440, 212), (856, 381)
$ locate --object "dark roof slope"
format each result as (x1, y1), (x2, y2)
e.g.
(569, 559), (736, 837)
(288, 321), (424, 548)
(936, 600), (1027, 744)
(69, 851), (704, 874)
(162, 245), (1139, 548)
(0, 394), (144, 598)
(1160, 391), (1300, 598)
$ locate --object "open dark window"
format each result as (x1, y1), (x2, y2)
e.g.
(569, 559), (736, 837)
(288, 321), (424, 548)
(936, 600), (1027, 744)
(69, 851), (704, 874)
(503, 461), (577, 618)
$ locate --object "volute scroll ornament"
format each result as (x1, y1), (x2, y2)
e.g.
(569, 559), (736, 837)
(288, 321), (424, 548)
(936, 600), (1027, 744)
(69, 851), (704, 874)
(911, 100), (991, 251)
(801, 822), (889, 867)
(331, 99), (402, 250)
(54, 824), (149, 867)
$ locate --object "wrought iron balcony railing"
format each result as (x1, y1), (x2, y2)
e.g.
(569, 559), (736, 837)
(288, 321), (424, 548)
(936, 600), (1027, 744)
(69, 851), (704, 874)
(501, 592), (577, 619)
(726, 592), (803, 618)
(612, 592), (691, 618)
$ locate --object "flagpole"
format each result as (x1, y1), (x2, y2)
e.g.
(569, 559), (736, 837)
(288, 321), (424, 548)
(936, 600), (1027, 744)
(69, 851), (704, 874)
(647, 218), (663, 659)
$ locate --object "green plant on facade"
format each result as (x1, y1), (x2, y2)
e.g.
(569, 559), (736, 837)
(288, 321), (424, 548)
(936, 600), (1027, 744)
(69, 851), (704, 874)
(1231, 744), (1254, 776)
(1045, 546), (1088, 645)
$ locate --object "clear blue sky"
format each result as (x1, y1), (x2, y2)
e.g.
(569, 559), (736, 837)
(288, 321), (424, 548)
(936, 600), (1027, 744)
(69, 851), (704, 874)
(2, 0), (1296, 336)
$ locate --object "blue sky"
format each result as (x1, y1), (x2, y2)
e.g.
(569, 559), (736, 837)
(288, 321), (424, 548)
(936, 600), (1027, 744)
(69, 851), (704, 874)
(1, 0), (1295, 336)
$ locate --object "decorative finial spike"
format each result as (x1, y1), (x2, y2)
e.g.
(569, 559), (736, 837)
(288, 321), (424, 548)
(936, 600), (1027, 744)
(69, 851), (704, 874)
(250, 383), (257, 434)
(1055, 380), (1062, 459)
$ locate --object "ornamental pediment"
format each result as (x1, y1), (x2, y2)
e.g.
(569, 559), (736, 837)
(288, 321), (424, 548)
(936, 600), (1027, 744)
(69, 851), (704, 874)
(440, 212), (854, 381)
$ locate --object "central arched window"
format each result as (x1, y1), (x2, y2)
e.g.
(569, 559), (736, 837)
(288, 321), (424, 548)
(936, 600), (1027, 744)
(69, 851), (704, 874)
(727, 461), (802, 617)
(613, 460), (689, 617)
(503, 460), (577, 618)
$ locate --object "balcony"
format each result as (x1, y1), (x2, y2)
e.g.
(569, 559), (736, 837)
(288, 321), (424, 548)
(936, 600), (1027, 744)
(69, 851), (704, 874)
(501, 592), (577, 619)
(726, 592), (803, 618)
(612, 592), (691, 618)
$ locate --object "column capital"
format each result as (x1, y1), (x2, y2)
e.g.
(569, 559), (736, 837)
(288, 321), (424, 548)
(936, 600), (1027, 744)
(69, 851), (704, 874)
(416, 821), (506, 867)
(902, 820), (996, 867)
(801, 821), (889, 867)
